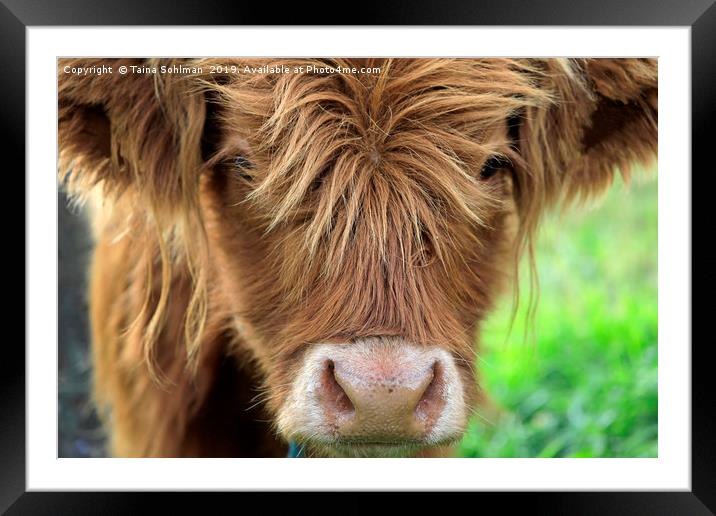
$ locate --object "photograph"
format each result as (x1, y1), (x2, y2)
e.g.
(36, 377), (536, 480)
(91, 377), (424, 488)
(57, 57), (658, 459)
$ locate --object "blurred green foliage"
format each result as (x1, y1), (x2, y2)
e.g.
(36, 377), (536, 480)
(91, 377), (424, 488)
(459, 168), (657, 458)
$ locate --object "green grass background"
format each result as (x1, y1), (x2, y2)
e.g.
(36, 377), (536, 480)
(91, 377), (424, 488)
(459, 168), (658, 458)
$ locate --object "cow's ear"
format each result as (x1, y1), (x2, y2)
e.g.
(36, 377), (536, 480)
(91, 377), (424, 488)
(512, 58), (657, 218)
(571, 58), (658, 196)
(58, 58), (208, 214)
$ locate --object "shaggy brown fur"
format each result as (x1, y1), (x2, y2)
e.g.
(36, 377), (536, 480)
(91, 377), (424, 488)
(58, 58), (657, 457)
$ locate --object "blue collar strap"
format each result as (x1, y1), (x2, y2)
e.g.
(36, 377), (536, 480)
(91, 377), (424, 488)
(287, 441), (305, 458)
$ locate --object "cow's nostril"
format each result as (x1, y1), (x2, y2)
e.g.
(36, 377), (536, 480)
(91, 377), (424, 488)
(319, 360), (355, 420)
(414, 361), (446, 428)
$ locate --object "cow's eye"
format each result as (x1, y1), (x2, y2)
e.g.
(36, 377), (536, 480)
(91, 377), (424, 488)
(233, 155), (254, 180)
(479, 155), (510, 180)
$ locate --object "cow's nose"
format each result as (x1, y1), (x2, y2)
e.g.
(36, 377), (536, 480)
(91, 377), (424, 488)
(317, 355), (446, 442)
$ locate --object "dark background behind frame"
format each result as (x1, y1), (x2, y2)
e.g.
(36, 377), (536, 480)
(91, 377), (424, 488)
(6, 0), (714, 513)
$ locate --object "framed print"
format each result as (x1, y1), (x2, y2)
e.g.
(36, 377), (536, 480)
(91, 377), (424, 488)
(8, 0), (715, 512)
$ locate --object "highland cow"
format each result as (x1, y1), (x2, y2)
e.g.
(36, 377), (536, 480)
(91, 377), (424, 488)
(58, 58), (657, 457)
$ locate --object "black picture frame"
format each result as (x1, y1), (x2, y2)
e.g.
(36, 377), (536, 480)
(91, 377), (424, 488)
(7, 0), (714, 512)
